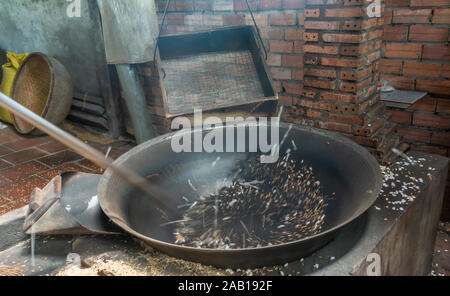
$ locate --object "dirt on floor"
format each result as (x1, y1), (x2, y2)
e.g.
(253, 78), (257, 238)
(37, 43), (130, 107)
(431, 222), (450, 276)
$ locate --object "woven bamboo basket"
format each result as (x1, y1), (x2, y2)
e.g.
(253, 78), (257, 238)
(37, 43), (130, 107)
(10, 52), (73, 134)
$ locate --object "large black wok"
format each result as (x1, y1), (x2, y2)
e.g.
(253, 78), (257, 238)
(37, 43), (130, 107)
(98, 122), (381, 268)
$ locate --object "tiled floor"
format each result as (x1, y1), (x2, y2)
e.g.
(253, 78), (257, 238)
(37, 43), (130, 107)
(0, 124), (134, 215)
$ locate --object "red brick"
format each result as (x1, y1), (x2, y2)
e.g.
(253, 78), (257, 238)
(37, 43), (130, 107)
(233, 0), (256, 11)
(245, 13), (268, 26)
(321, 57), (365, 68)
(267, 54), (282, 66)
(260, 28), (284, 40)
(305, 109), (323, 118)
(194, 0), (212, 10)
(403, 61), (441, 78)
(271, 14), (297, 26)
(302, 89), (317, 99)
(413, 113), (450, 129)
(304, 21), (339, 30)
(304, 56), (319, 65)
(397, 127), (431, 143)
(324, 8), (362, 18)
(303, 78), (335, 90)
(368, 30), (383, 41)
(223, 14), (245, 26)
(409, 26), (449, 42)
(384, 10), (393, 25)
(442, 64), (450, 79)
(175, 1), (194, 11)
(305, 68), (337, 79)
(381, 74), (415, 90)
(298, 13), (305, 26)
(339, 79), (371, 93)
(294, 99), (330, 111)
(203, 15), (223, 26)
(343, 0), (365, 5)
(362, 19), (379, 30)
(283, 0), (305, 9)
(385, 43), (422, 59)
(260, 0), (281, 10)
(367, 51), (381, 63)
(303, 32), (319, 42)
(386, 109), (412, 124)
(431, 132), (450, 147)
(278, 96), (293, 106)
(292, 69), (304, 81)
(329, 113), (364, 125)
(437, 98), (450, 113)
(319, 92), (358, 104)
(340, 46), (363, 56)
(433, 8), (450, 24)
(281, 55), (303, 68)
(166, 15), (185, 25)
(410, 0), (450, 7)
(304, 9), (320, 18)
(343, 20), (361, 31)
(294, 41), (303, 53)
(271, 68), (291, 80)
(283, 82), (303, 95)
(422, 45), (450, 61)
(408, 97), (437, 112)
(325, 122), (352, 133)
(383, 27), (408, 41)
(385, 0), (409, 7)
(270, 41), (293, 53)
(184, 15), (203, 25)
(340, 66), (373, 81)
(393, 9), (431, 23)
(285, 28), (303, 41)
(380, 59), (402, 75)
(322, 33), (365, 44)
(303, 45), (338, 55)
(416, 79), (450, 95)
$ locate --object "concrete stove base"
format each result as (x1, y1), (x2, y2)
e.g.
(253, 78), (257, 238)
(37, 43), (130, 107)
(0, 152), (448, 276)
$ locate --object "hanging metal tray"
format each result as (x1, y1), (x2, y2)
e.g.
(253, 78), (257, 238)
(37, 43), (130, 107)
(157, 26), (278, 117)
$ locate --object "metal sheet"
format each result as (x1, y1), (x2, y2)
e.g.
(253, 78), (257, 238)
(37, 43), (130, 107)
(96, 0), (158, 64)
(381, 90), (428, 109)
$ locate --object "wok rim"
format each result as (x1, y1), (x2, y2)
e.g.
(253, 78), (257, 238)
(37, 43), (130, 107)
(98, 122), (382, 256)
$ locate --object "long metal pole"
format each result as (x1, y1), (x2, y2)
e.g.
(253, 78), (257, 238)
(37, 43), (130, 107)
(0, 91), (172, 213)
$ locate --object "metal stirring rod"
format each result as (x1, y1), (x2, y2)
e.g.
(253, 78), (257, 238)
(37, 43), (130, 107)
(0, 91), (173, 214)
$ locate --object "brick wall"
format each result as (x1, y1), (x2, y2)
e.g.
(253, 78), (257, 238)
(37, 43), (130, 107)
(150, 0), (398, 163)
(285, 0), (399, 165)
(382, 0), (450, 219)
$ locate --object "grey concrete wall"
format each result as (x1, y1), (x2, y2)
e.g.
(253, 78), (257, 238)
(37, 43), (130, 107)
(0, 0), (107, 97)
